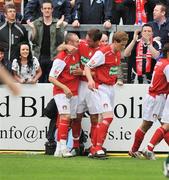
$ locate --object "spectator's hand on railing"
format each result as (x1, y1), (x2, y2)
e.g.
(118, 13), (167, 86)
(116, 79), (124, 86)
(72, 20), (80, 28)
(19, 78), (26, 84)
(27, 79), (37, 84)
(103, 20), (112, 29)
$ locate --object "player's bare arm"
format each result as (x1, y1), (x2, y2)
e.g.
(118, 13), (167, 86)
(49, 76), (73, 98)
(84, 65), (96, 90)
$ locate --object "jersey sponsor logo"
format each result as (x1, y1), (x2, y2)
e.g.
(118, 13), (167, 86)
(70, 62), (80, 74)
(109, 66), (118, 75)
(81, 56), (90, 65)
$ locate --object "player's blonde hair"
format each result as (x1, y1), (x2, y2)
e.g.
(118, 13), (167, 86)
(112, 31), (129, 43)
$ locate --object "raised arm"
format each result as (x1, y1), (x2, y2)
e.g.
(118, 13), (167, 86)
(124, 30), (140, 57)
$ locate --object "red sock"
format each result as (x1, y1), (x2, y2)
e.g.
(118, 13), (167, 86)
(71, 119), (81, 148)
(59, 119), (70, 140)
(147, 127), (167, 151)
(96, 118), (112, 149)
(131, 128), (145, 152)
(164, 132), (169, 145)
(90, 121), (98, 146)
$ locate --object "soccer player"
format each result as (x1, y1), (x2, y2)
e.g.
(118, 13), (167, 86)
(49, 33), (80, 158)
(85, 31), (129, 158)
(142, 94), (169, 160)
(129, 43), (169, 159)
(57, 29), (103, 156)
(71, 29), (103, 156)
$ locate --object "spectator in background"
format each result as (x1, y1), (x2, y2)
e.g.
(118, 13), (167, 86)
(72, 0), (112, 37)
(0, 46), (5, 67)
(124, 0), (164, 25)
(12, 42), (42, 84)
(100, 32), (109, 46)
(124, 0), (149, 25)
(24, 0), (72, 24)
(27, 0), (64, 83)
(112, 0), (129, 25)
(148, 3), (169, 47)
(0, 0), (22, 23)
(70, 0), (76, 23)
(124, 24), (161, 84)
(0, 4), (28, 72)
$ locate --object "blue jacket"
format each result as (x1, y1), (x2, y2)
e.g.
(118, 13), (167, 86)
(149, 18), (169, 47)
(72, 0), (112, 24)
(24, 0), (71, 23)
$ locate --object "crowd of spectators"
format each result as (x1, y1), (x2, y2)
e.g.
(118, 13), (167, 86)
(0, 0), (169, 84)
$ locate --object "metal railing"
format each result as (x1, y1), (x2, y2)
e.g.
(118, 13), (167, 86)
(25, 24), (142, 33)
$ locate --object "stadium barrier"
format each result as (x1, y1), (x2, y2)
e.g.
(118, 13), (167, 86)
(25, 24), (142, 33)
(0, 84), (168, 152)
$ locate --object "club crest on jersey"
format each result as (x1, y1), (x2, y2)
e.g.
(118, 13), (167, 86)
(62, 105), (67, 110)
(153, 114), (160, 119)
(103, 103), (108, 109)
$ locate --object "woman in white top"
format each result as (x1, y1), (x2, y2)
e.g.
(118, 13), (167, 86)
(12, 42), (42, 84)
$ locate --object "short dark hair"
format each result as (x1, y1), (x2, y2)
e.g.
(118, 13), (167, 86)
(155, 3), (168, 17)
(41, 0), (53, 8)
(64, 33), (78, 44)
(162, 43), (169, 58)
(4, 3), (16, 14)
(0, 46), (4, 52)
(87, 29), (102, 42)
(141, 23), (153, 31)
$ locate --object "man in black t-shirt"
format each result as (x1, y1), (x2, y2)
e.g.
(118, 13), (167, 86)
(27, 0), (64, 83)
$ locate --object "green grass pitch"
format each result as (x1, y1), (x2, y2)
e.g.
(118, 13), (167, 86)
(0, 153), (167, 180)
